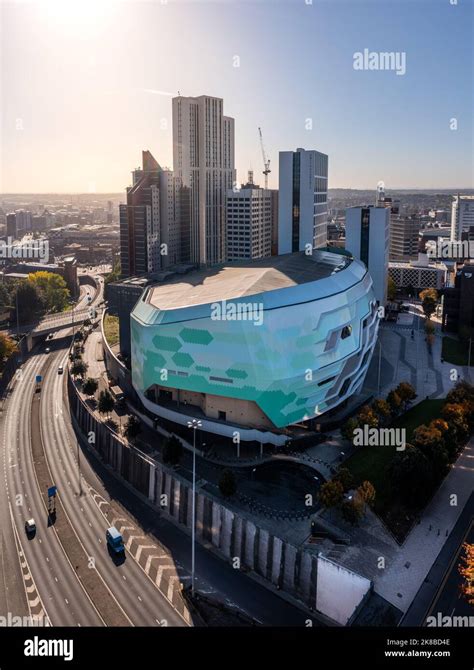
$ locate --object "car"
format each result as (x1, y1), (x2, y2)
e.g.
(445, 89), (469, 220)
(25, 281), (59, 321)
(45, 347), (50, 354)
(25, 519), (36, 536)
(58, 366), (64, 375)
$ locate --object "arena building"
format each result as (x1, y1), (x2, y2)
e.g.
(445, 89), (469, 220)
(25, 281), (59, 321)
(130, 249), (379, 445)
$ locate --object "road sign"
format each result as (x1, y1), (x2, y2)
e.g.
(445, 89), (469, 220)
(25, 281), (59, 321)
(35, 375), (42, 384)
(47, 486), (57, 498)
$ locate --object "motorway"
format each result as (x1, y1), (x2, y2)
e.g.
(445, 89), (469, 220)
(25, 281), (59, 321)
(0, 273), (186, 626)
(0, 269), (322, 627)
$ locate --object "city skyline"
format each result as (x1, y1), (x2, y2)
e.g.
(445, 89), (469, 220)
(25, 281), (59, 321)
(1, 0), (473, 193)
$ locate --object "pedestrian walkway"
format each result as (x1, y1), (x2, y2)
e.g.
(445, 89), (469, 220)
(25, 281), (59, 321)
(373, 438), (474, 611)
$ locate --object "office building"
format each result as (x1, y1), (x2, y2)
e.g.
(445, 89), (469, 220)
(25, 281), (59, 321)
(119, 150), (181, 278)
(451, 194), (474, 241)
(226, 181), (272, 260)
(131, 250), (378, 444)
(278, 148), (328, 254)
(15, 209), (32, 233)
(6, 213), (16, 238)
(345, 206), (390, 305)
(388, 254), (447, 293)
(172, 94), (235, 265)
(442, 264), (474, 334)
(389, 216), (420, 260)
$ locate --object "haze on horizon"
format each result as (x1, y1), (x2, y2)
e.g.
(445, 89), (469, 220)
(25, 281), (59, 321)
(1, 0), (472, 194)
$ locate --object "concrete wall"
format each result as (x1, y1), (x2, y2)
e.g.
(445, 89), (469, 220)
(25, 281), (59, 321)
(68, 370), (371, 623)
(316, 554), (372, 625)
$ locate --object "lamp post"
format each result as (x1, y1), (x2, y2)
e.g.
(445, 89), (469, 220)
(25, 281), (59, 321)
(187, 418), (201, 595)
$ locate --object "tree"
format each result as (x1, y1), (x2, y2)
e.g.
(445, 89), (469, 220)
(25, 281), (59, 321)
(318, 480), (344, 509)
(15, 280), (44, 323)
(124, 415), (141, 441)
(357, 404), (379, 428)
(446, 380), (474, 406)
(0, 332), (18, 366)
(372, 398), (391, 425)
(218, 469), (237, 497)
(458, 543), (474, 606)
(387, 277), (397, 301)
(105, 259), (121, 285)
(82, 377), (98, 398)
(341, 496), (365, 525)
(425, 320), (435, 336)
(419, 288), (438, 320)
(0, 283), (12, 310)
(333, 467), (354, 493)
(28, 271), (70, 313)
(395, 382), (416, 409)
(357, 480), (376, 507)
(412, 423), (448, 480)
(162, 434), (183, 465)
(71, 359), (88, 379)
(74, 330), (84, 342)
(389, 445), (433, 507)
(387, 390), (402, 416)
(98, 389), (115, 419)
(341, 417), (358, 441)
(441, 403), (469, 452)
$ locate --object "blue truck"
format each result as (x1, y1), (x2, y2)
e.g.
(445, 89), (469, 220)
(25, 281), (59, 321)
(106, 526), (124, 554)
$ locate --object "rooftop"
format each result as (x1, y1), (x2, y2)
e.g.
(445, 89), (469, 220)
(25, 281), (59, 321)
(147, 250), (352, 310)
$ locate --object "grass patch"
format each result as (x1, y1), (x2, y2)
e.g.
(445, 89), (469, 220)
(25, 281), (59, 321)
(345, 398), (446, 541)
(392, 398), (445, 442)
(103, 314), (119, 348)
(442, 336), (472, 366)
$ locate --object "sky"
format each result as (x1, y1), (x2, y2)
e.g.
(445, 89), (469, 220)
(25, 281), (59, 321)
(0, 0), (473, 193)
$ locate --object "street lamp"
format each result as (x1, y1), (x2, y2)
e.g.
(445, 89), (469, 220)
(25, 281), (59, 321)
(187, 418), (202, 596)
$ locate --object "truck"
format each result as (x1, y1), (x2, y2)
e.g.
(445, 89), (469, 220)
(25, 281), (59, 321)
(106, 526), (124, 554)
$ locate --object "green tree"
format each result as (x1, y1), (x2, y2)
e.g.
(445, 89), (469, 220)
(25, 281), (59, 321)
(124, 415), (141, 441)
(28, 271), (70, 313)
(387, 276), (397, 301)
(71, 359), (88, 379)
(419, 288), (438, 320)
(318, 480), (344, 509)
(0, 283), (12, 310)
(82, 377), (98, 398)
(98, 389), (115, 419)
(218, 469), (237, 497)
(458, 542), (474, 606)
(333, 467), (354, 493)
(15, 280), (44, 323)
(0, 332), (18, 365)
(162, 434), (183, 465)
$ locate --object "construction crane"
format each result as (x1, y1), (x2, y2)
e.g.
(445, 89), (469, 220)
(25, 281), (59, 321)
(258, 127), (271, 189)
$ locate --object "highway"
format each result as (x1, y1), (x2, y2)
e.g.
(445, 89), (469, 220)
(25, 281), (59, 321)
(0, 272), (187, 627)
(0, 269), (321, 627)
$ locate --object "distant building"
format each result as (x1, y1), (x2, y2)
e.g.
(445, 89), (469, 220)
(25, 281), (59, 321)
(388, 254), (447, 293)
(15, 209), (32, 233)
(119, 150), (181, 278)
(6, 213), (16, 238)
(389, 216), (420, 261)
(32, 215), (47, 232)
(345, 206), (390, 305)
(172, 94), (235, 265)
(442, 264), (474, 334)
(450, 194), (474, 241)
(226, 183), (272, 260)
(278, 148), (328, 254)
